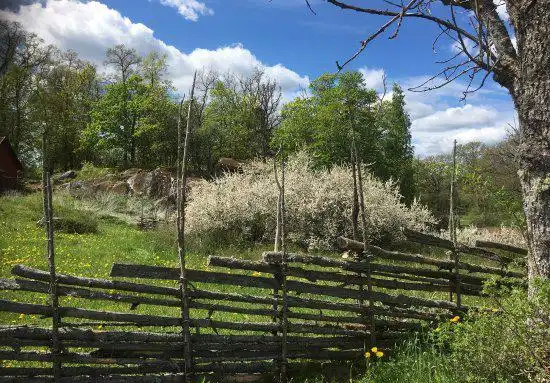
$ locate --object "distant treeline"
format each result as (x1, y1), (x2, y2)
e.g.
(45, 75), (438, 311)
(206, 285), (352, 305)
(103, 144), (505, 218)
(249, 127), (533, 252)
(415, 136), (523, 228)
(0, 20), (522, 227)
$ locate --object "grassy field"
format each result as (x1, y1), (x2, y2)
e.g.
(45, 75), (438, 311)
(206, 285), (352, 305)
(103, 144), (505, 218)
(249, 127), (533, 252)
(0, 191), (530, 382)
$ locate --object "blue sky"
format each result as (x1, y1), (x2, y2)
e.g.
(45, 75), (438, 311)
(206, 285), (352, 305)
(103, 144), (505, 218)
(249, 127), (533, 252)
(1, 0), (517, 156)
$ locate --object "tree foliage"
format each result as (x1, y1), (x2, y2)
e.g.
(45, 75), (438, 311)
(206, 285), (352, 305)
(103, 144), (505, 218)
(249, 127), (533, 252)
(273, 71), (414, 202)
(415, 134), (523, 229)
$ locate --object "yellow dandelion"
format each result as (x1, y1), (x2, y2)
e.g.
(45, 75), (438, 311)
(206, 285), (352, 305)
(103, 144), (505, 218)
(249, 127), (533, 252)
(376, 351), (384, 358)
(371, 347), (378, 353)
(450, 315), (460, 323)
(364, 351), (371, 359)
(252, 271), (262, 277)
(18, 313), (25, 320)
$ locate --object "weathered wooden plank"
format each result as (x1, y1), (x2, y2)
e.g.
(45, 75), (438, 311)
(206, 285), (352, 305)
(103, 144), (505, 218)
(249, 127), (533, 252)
(474, 240), (528, 256)
(0, 299), (181, 326)
(0, 326), (183, 343)
(338, 237), (525, 278)
(12, 265), (179, 297)
(209, 256), (470, 294)
(111, 263), (278, 289)
(110, 263), (460, 310)
(261, 251), (508, 287)
(403, 228), (507, 263)
(0, 278), (181, 308)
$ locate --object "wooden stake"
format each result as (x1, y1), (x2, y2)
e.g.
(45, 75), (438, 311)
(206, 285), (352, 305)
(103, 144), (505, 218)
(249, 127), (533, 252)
(278, 159), (289, 383)
(351, 137), (376, 347)
(42, 132), (62, 381)
(177, 72), (196, 381)
(448, 139), (461, 307)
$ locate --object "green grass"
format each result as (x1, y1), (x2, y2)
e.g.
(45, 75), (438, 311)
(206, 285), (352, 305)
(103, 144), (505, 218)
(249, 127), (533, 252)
(0, 192), (529, 382)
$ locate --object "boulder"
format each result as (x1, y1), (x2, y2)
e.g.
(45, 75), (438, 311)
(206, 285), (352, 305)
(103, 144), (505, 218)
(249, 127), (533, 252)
(55, 170), (77, 183)
(110, 181), (129, 195)
(127, 168), (175, 199)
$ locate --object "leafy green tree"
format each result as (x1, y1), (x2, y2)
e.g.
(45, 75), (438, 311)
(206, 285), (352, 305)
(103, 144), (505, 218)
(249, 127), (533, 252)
(272, 71), (379, 170)
(33, 50), (100, 170)
(198, 69), (282, 174)
(83, 74), (148, 166)
(0, 25), (52, 167)
(83, 45), (178, 168)
(414, 135), (523, 228)
(379, 84), (415, 203)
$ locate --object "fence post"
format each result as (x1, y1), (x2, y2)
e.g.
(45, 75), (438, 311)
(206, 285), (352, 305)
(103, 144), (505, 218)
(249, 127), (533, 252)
(272, 157), (282, 377)
(279, 160), (289, 383)
(42, 133), (62, 381)
(351, 140), (376, 347)
(177, 72), (196, 382)
(448, 140), (461, 308)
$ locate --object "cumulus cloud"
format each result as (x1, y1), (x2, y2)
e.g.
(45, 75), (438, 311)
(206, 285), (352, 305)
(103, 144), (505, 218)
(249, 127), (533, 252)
(157, 0), (213, 21)
(412, 104), (498, 132)
(355, 66), (513, 155)
(0, 0), (309, 98)
(359, 67), (386, 91)
(414, 124), (509, 156)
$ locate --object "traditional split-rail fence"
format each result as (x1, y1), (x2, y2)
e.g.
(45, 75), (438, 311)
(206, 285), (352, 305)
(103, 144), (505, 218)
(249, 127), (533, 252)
(0, 228), (526, 382)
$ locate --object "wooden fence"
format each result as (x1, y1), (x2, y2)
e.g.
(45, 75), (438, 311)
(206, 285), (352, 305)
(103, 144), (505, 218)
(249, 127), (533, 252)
(0, 229), (526, 382)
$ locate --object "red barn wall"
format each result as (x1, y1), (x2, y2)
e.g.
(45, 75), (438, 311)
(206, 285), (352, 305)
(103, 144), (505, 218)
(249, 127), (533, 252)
(0, 140), (23, 191)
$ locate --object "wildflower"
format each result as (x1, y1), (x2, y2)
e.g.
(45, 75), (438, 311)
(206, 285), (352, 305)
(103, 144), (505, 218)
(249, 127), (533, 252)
(18, 313), (25, 320)
(450, 315), (460, 323)
(97, 324), (103, 330)
(364, 351), (371, 359)
(342, 252), (349, 259)
(252, 271), (262, 277)
(371, 347), (378, 353)
(376, 351), (384, 358)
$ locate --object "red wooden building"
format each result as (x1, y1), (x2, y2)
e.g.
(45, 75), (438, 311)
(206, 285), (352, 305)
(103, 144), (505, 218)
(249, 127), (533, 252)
(0, 136), (23, 192)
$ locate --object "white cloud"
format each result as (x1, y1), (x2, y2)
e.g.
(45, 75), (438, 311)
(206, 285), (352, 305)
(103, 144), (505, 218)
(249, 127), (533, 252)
(355, 67), (514, 155)
(359, 67), (385, 91)
(157, 0), (213, 21)
(0, 0), (308, 98)
(412, 104), (498, 132)
(414, 124), (509, 156)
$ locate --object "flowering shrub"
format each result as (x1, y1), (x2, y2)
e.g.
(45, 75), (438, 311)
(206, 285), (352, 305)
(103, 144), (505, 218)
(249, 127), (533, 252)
(186, 152), (435, 250)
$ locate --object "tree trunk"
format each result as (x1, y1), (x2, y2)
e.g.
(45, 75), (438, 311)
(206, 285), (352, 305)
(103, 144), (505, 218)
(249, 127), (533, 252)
(513, 1), (550, 291)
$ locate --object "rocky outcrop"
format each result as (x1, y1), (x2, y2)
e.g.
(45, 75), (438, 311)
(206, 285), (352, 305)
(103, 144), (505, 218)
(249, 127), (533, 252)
(55, 170), (77, 184)
(61, 168), (203, 211)
(110, 181), (130, 195)
(127, 168), (175, 199)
